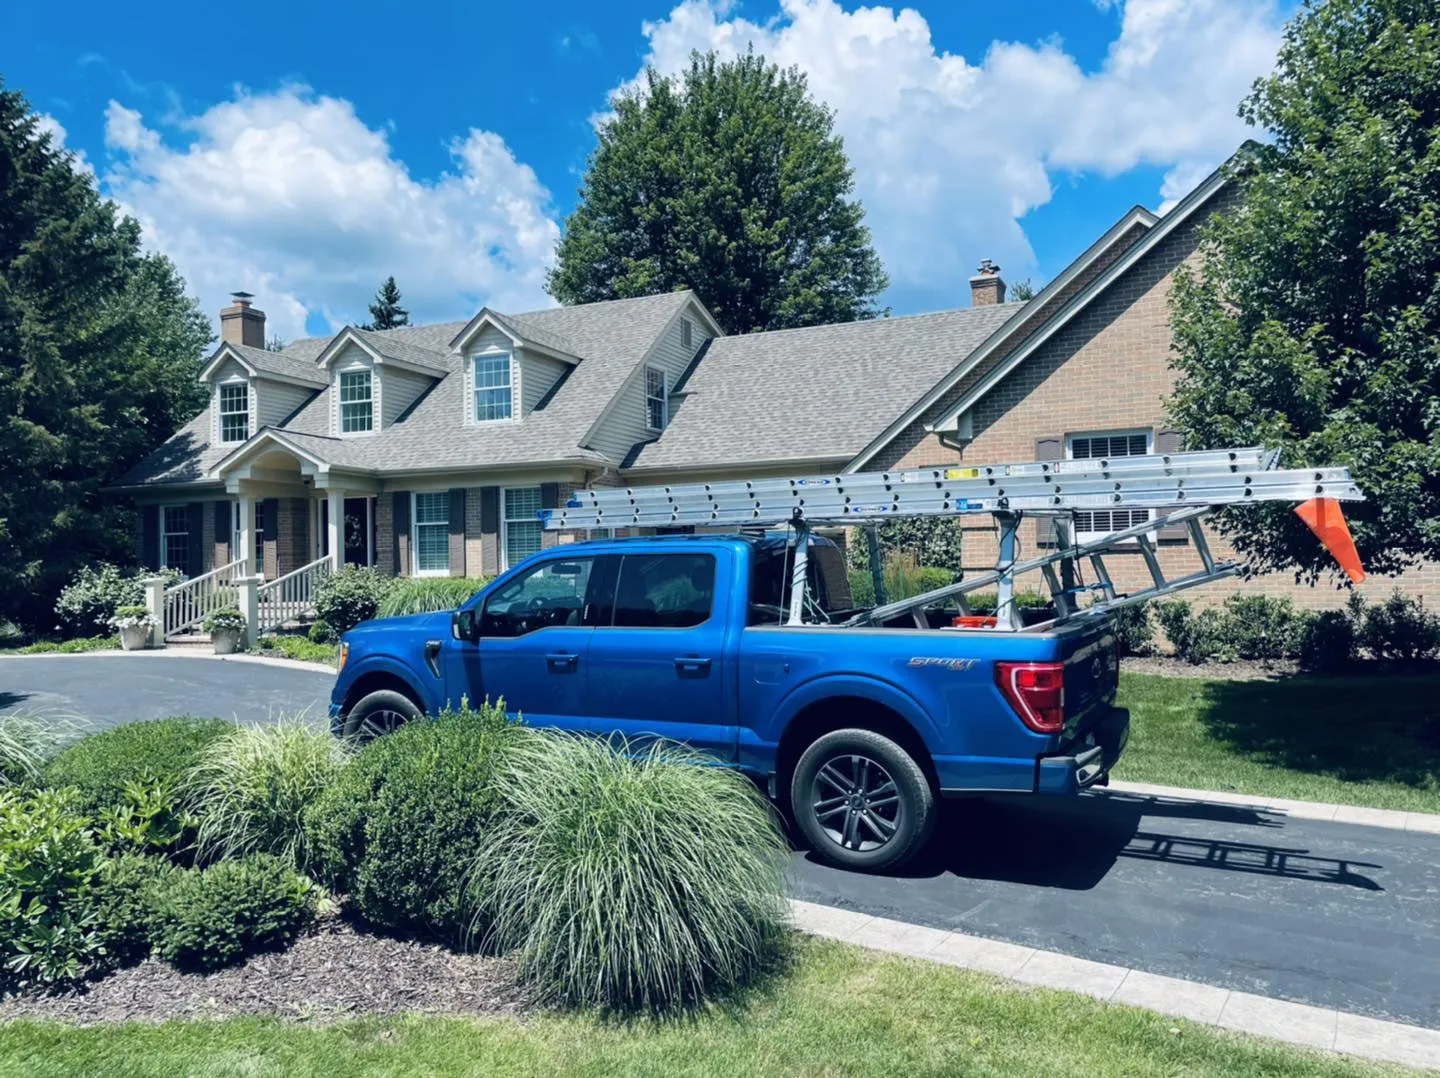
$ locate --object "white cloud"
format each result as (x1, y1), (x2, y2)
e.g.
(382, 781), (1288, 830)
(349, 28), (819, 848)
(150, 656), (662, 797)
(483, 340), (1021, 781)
(100, 86), (560, 343)
(35, 113), (94, 176)
(620, 0), (1284, 308)
(1157, 159), (1217, 215)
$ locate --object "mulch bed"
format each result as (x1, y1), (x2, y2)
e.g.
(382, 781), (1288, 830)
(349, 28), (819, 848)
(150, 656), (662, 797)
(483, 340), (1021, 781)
(0, 919), (529, 1025)
(1123, 656), (1299, 681)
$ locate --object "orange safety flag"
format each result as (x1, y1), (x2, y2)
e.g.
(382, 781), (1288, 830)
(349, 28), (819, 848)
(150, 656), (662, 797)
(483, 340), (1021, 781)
(1294, 497), (1365, 584)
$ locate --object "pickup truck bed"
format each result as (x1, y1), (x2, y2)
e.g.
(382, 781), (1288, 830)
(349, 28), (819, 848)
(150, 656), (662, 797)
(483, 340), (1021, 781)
(331, 534), (1129, 871)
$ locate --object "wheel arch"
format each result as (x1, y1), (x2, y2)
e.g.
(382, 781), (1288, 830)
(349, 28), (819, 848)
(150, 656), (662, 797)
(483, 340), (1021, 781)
(340, 667), (427, 716)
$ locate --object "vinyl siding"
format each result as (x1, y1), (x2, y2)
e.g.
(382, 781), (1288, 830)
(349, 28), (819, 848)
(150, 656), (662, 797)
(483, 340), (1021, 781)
(381, 366), (434, 425)
(255, 378), (313, 430)
(520, 350), (569, 413)
(585, 301), (710, 464)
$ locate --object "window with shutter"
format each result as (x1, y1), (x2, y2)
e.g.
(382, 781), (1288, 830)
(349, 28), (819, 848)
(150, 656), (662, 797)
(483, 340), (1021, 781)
(1066, 430), (1153, 540)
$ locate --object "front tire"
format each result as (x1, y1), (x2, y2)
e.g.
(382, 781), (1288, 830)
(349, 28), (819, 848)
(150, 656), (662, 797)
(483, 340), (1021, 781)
(341, 689), (422, 742)
(790, 728), (936, 871)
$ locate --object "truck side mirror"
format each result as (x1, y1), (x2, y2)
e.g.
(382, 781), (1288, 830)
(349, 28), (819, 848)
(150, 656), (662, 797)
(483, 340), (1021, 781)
(452, 607), (480, 643)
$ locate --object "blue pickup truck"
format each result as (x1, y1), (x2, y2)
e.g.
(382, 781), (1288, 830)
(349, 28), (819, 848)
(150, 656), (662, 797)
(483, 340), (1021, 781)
(330, 533), (1127, 871)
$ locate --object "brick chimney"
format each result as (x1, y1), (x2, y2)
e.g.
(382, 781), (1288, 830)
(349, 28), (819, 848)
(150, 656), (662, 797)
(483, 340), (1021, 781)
(220, 291), (266, 348)
(969, 259), (1006, 306)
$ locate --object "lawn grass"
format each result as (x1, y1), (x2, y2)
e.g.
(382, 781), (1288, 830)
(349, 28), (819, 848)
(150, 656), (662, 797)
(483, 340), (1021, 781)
(251, 636), (338, 666)
(0, 939), (1411, 1078)
(1115, 671), (1440, 812)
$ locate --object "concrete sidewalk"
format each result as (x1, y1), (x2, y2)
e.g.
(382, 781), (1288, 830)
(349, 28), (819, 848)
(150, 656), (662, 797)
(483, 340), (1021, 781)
(791, 898), (1440, 1072)
(1106, 778), (1440, 835)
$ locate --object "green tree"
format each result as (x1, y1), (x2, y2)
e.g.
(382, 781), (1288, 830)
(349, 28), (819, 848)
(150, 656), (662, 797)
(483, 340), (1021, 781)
(1009, 278), (1039, 302)
(364, 276), (408, 331)
(0, 82), (212, 631)
(1168, 0), (1440, 580)
(549, 51), (889, 334)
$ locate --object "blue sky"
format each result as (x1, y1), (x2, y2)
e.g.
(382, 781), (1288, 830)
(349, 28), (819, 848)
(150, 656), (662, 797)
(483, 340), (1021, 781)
(3, 0), (1292, 341)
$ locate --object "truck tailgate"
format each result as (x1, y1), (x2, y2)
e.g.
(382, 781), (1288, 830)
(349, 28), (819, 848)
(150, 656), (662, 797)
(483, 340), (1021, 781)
(1056, 618), (1120, 737)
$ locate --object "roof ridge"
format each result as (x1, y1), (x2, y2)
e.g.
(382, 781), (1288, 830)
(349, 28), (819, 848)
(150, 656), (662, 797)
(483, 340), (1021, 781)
(706, 302), (1026, 345)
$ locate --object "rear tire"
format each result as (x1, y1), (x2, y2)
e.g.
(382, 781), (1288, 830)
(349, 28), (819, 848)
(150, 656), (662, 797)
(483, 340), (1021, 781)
(341, 689), (422, 743)
(790, 728), (936, 871)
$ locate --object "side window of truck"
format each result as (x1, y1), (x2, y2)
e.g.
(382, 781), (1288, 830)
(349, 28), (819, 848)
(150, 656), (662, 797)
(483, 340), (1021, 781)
(611, 554), (715, 629)
(480, 558), (595, 638)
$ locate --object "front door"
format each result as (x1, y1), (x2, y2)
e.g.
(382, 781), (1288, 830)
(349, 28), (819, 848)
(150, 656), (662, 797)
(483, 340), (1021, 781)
(584, 550), (737, 761)
(343, 497), (372, 567)
(451, 554), (601, 729)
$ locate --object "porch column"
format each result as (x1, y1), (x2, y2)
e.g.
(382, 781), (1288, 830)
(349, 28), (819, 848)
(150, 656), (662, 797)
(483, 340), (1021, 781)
(237, 495), (254, 574)
(326, 488), (344, 571)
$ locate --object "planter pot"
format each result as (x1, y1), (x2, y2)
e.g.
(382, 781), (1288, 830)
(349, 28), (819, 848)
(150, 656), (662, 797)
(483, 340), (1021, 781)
(119, 624), (151, 651)
(211, 627), (243, 655)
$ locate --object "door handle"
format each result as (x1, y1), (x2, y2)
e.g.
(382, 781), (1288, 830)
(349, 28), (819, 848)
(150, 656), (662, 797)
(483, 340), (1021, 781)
(545, 652), (579, 668)
(673, 656), (713, 670)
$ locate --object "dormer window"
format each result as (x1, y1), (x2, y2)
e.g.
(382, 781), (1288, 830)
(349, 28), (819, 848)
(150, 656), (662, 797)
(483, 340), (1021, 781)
(219, 382), (249, 442)
(474, 353), (513, 422)
(645, 366), (669, 431)
(340, 370), (374, 433)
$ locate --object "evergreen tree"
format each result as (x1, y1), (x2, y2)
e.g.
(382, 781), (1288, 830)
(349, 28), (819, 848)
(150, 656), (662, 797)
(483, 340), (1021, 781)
(364, 276), (409, 331)
(549, 51), (888, 334)
(1169, 0), (1440, 580)
(0, 81), (211, 631)
(1009, 278), (1039, 302)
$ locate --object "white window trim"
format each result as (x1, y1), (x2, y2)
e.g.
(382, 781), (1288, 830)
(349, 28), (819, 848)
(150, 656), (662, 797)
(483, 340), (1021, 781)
(471, 350), (517, 424)
(410, 490), (451, 578)
(159, 504), (188, 574)
(337, 366), (376, 437)
(500, 485), (544, 572)
(644, 365), (669, 432)
(1065, 429), (1153, 541)
(217, 378), (250, 444)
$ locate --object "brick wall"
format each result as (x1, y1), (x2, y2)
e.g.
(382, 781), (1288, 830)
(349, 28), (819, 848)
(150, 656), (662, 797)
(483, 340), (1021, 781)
(274, 498), (310, 577)
(871, 195), (1439, 613)
(199, 501), (217, 575)
(376, 495), (395, 578)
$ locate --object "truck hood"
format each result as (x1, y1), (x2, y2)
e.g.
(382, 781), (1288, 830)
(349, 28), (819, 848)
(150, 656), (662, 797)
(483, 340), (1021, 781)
(347, 610), (453, 638)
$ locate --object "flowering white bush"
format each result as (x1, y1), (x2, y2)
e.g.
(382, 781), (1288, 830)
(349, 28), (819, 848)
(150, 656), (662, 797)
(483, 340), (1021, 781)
(109, 606), (158, 630)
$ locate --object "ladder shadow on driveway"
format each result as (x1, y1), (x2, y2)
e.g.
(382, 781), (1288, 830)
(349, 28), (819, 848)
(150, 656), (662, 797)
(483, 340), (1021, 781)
(803, 791), (1384, 892)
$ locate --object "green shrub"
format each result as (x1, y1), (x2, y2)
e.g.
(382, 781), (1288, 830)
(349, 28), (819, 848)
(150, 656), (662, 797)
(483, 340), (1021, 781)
(54, 564), (181, 639)
(307, 619), (336, 644)
(0, 620), (23, 648)
(1219, 595), (1302, 661)
(0, 788), (103, 989)
(304, 701), (525, 942)
(474, 733), (789, 1013)
(90, 853), (178, 970)
(1154, 600), (1239, 664)
(14, 635), (120, 654)
(186, 721), (348, 867)
(150, 854), (315, 972)
(845, 518), (966, 575)
(43, 718), (234, 816)
(314, 566), (392, 634)
(1297, 609), (1358, 672)
(376, 577), (489, 619)
(95, 773), (195, 860)
(1359, 591), (1440, 662)
(847, 570), (875, 607)
(254, 635), (339, 665)
(1110, 602), (1156, 657)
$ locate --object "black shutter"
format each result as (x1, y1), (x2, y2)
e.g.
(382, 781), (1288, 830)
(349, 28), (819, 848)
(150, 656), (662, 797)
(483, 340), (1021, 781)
(140, 505), (160, 570)
(214, 501), (231, 562)
(262, 499), (279, 543)
(480, 487), (499, 531)
(540, 483), (559, 510)
(1034, 436), (1063, 548)
(392, 491), (411, 575)
(186, 502), (205, 577)
(448, 488), (466, 577)
(1155, 430), (1189, 542)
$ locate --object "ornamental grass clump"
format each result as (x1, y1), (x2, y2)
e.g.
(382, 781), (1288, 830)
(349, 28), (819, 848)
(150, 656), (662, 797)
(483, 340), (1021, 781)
(473, 733), (789, 1013)
(185, 720), (348, 868)
(0, 713), (63, 787)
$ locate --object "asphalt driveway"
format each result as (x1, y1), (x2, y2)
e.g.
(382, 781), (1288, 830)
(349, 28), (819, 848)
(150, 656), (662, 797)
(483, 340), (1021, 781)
(0, 652), (334, 732)
(3, 653), (1435, 1030)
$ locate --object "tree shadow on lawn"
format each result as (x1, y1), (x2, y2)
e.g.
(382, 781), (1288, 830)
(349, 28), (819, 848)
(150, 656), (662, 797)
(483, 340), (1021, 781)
(800, 793), (1382, 893)
(1191, 673), (1440, 792)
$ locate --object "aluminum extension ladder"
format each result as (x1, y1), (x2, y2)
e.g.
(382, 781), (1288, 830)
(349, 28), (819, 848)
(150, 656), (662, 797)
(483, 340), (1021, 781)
(540, 447), (1364, 631)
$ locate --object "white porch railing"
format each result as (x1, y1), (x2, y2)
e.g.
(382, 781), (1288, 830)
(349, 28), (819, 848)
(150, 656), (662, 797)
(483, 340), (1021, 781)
(163, 558), (248, 638)
(255, 556), (333, 634)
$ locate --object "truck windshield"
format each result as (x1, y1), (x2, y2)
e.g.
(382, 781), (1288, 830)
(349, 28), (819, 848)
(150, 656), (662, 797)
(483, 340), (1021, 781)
(748, 541), (851, 625)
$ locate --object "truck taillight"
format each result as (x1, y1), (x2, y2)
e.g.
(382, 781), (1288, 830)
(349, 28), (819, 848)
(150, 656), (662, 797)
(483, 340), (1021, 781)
(995, 661), (1065, 734)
